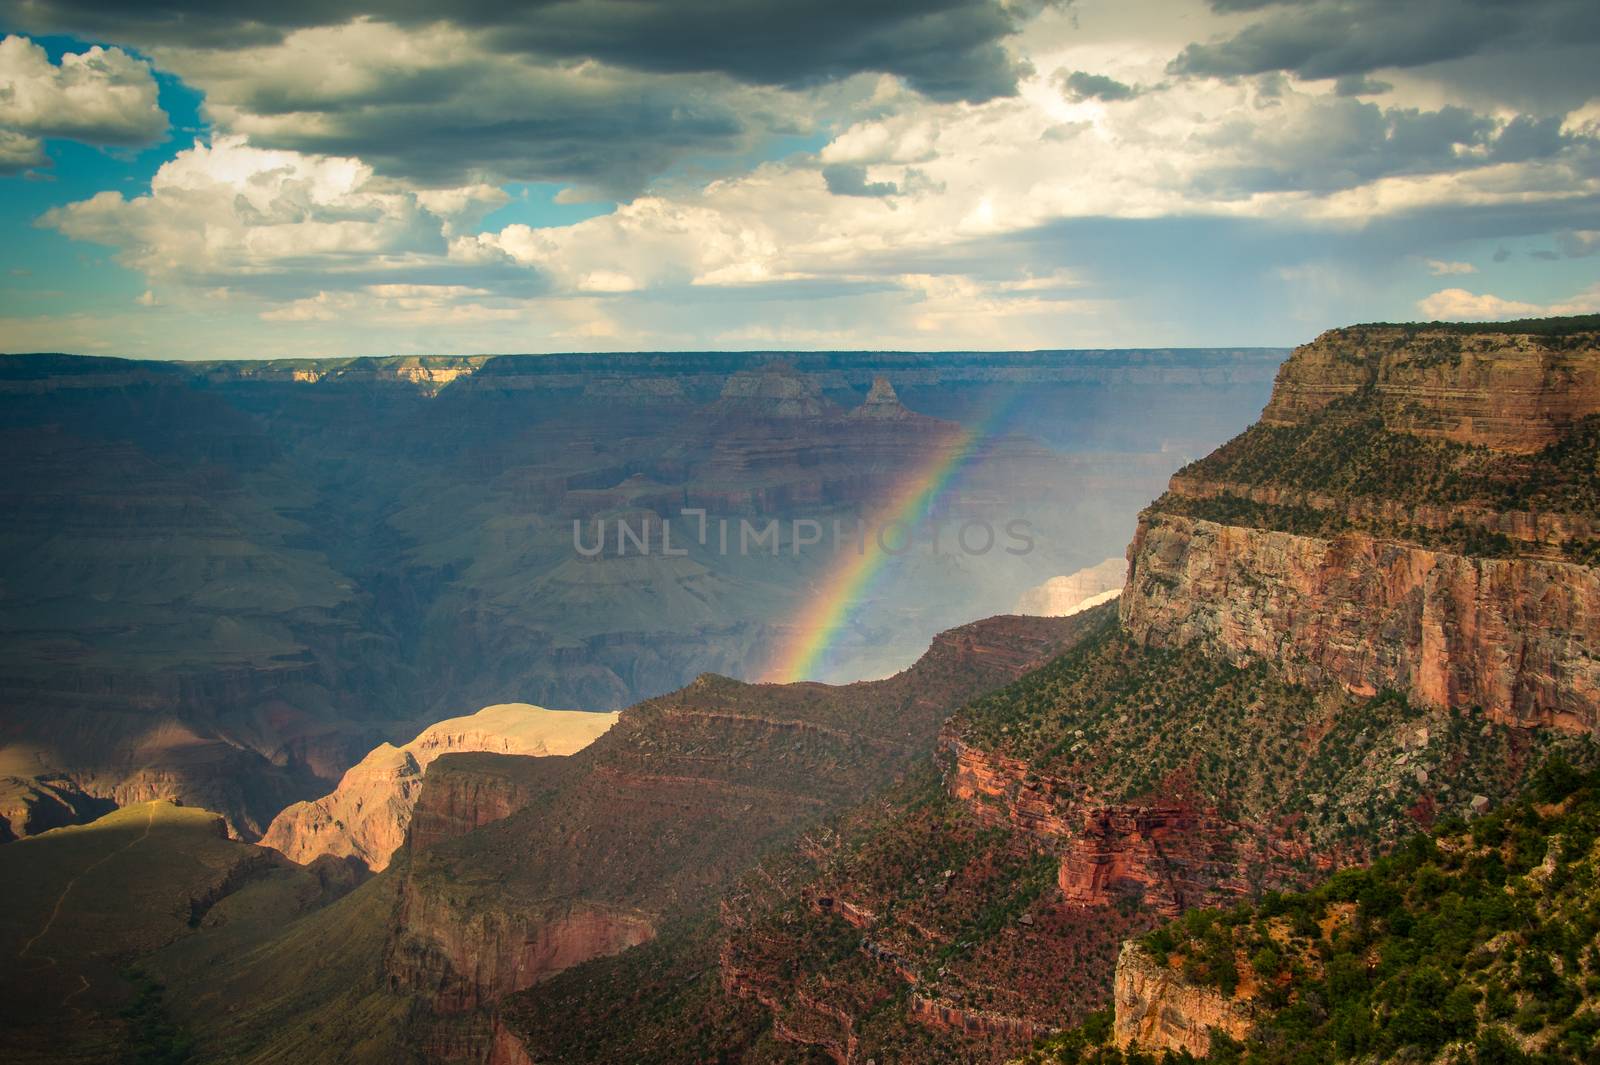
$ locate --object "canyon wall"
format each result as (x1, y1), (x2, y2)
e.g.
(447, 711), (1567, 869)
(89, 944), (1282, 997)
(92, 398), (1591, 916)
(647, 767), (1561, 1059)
(1122, 513), (1600, 731)
(386, 881), (655, 1011)
(1124, 323), (1600, 734)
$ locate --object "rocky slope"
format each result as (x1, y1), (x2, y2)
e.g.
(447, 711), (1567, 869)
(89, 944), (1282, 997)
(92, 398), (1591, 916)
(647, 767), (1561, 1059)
(261, 704), (616, 871)
(387, 612), (1098, 1039)
(1027, 756), (1600, 1064)
(0, 800), (339, 1064)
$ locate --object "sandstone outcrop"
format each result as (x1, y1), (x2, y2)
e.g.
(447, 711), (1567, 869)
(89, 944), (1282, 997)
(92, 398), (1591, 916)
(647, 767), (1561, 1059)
(1113, 940), (1255, 1057)
(1260, 325), (1600, 453)
(262, 704), (616, 870)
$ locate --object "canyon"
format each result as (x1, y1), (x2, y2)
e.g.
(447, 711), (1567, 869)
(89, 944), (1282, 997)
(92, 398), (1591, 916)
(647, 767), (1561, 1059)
(499, 318), (1600, 1065)
(0, 348), (1276, 838)
(6, 318), (1599, 1064)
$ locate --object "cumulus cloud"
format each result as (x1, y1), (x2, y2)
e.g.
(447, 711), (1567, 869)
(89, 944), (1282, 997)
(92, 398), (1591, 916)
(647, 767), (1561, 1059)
(0, 35), (166, 171)
(1188, 93), (1593, 197)
(0, 127), (45, 173)
(39, 135), (506, 289)
(1418, 284), (1600, 320)
(0, 0), (1053, 193)
(20, 0), (1600, 355)
(148, 21), (792, 195)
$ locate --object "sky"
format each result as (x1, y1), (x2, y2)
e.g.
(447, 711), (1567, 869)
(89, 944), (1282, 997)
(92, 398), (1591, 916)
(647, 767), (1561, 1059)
(0, 0), (1597, 359)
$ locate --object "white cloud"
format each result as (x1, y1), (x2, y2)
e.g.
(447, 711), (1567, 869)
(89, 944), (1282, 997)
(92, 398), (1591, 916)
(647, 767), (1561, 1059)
(1418, 284), (1600, 320)
(41, 135), (506, 285)
(260, 285), (521, 324)
(24, 0), (1600, 355)
(0, 35), (166, 168)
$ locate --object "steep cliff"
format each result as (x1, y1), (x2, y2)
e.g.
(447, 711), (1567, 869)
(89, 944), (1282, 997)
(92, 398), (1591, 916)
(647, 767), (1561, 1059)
(1259, 323), (1600, 453)
(1123, 319), (1600, 734)
(261, 704), (616, 871)
(1122, 514), (1600, 731)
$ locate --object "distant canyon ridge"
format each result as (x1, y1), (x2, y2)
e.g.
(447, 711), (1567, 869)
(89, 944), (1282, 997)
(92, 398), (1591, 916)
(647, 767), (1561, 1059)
(0, 348), (1280, 836)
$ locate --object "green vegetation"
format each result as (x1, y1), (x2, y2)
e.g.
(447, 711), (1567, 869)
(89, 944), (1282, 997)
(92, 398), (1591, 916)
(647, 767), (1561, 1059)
(1347, 315), (1600, 338)
(1178, 407), (1600, 520)
(954, 614), (1566, 854)
(1156, 396), (1600, 558)
(1025, 756), (1600, 1065)
(119, 969), (194, 1065)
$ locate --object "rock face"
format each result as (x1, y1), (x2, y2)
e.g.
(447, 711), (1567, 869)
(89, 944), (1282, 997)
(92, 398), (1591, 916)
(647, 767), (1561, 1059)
(405, 752), (570, 854)
(1259, 325), (1600, 453)
(1014, 557), (1127, 616)
(261, 704), (616, 871)
(1113, 941), (1255, 1057)
(1056, 804), (1251, 917)
(1122, 514), (1600, 732)
(0, 776), (111, 842)
(386, 886), (655, 1012)
(707, 363), (841, 418)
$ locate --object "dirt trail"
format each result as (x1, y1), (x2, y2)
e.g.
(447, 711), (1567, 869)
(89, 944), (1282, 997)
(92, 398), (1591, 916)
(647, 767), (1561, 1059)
(17, 804), (157, 970)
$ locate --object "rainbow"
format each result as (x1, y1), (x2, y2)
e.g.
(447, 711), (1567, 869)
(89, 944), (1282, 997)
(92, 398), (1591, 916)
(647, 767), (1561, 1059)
(764, 396), (1016, 684)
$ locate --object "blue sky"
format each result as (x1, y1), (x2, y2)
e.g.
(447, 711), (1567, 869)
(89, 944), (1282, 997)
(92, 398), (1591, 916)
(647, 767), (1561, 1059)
(1, 0), (1597, 358)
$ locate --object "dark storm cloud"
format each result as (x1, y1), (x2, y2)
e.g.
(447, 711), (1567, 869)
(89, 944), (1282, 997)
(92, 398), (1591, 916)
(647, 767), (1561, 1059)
(1332, 74), (1390, 97)
(1190, 97), (1593, 198)
(1173, 0), (1600, 81)
(206, 64), (759, 195)
(1056, 70), (1139, 102)
(0, 0), (1039, 102)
